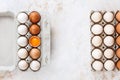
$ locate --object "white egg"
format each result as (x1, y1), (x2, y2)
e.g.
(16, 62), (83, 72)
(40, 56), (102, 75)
(91, 11), (102, 23)
(18, 60), (28, 70)
(17, 12), (28, 23)
(103, 12), (114, 23)
(104, 60), (115, 71)
(92, 60), (103, 71)
(91, 24), (103, 35)
(104, 36), (114, 47)
(17, 48), (28, 59)
(92, 36), (102, 47)
(92, 48), (102, 59)
(17, 36), (28, 47)
(30, 60), (40, 71)
(104, 48), (114, 59)
(18, 25), (28, 35)
(104, 24), (114, 35)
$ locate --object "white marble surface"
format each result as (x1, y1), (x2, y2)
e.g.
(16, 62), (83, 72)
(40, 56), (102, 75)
(1, 0), (120, 80)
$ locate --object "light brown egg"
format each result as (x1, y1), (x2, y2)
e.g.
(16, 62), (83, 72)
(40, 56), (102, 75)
(116, 36), (120, 46)
(29, 11), (41, 23)
(117, 60), (120, 70)
(116, 11), (120, 22)
(29, 24), (40, 35)
(29, 48), (41, 59)
(116, 23), (120, 34)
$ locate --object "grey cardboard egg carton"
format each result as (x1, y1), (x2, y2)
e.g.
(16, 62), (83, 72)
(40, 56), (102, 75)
(90, 11), (119, 71)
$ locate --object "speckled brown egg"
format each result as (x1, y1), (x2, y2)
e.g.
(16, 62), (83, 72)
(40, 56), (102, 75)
(29, 11), (41, 23)
(29, 24), (40, 35)
(29, 48), (41, 59)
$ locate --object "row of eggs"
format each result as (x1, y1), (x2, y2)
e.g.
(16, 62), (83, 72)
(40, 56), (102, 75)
(91, 36), (114, 47)
(91, 24), (114, 35)
(92, 48), (120, 60)
(17, 48), (41, 59)
(18, 60), (41, 71)
(17, 11), (41, 24)
(91, 23), (120, 35)
(91, 11), (120, 23)
(92, 48), (114, 59)
(91, 60), (119, 71)
(92, 36), (120, 47)
(17, 24), (41, 36)
(17, 36), (41, 47)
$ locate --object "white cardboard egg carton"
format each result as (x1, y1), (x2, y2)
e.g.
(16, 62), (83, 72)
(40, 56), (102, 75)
(0, 10), (50, 72)
(90, 11), (119, 71)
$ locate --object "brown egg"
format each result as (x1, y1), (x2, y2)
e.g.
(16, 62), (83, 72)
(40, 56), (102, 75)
(29, 48), (41, 59)
(117, 60), (120, 70)
(116, 36), (120, 46)
(116, 48), (120, 58)
(116, 11), (120, 22)
(29, 24), (40, 35)
(116, 23), (120, 34)
(29, 11), (41, 23)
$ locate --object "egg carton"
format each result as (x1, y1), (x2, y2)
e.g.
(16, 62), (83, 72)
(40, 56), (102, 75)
(90, 11), (119, 71)
(0, 10), (50, 72)
(16, 11), (50, 72)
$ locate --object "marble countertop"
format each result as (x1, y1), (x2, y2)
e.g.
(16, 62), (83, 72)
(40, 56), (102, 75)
(1, 0), (120, 80)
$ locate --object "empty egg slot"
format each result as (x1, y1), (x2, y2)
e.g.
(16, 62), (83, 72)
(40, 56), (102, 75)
(0, 12), (16, 71)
